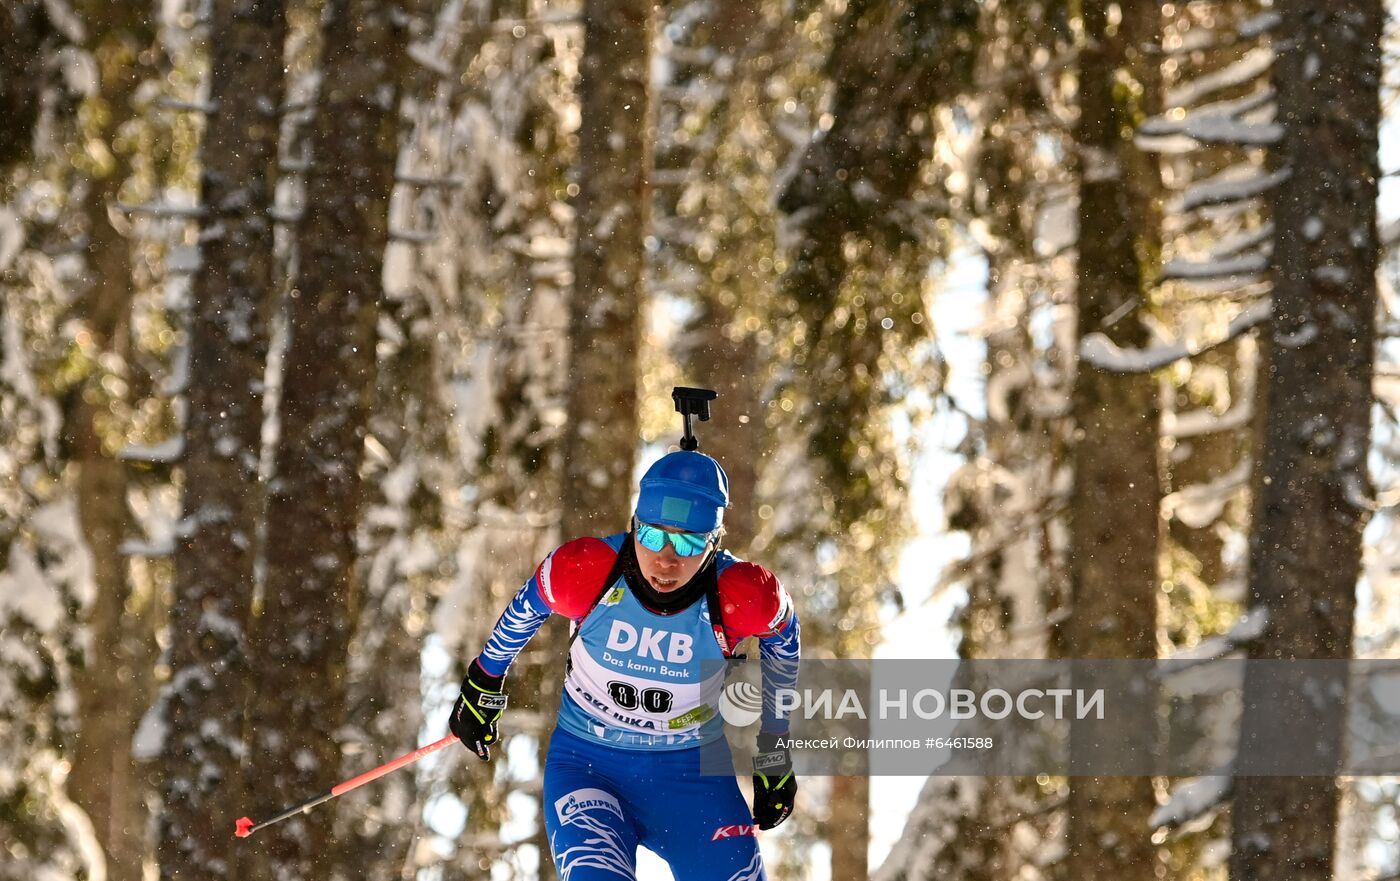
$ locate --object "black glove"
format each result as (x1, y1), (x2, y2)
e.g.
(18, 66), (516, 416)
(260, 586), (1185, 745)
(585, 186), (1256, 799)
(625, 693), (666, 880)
(752, 732), (797, 830)
(450, 659), (508, 761)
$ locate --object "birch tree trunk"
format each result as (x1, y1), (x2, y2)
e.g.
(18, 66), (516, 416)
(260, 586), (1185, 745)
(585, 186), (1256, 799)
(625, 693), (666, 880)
(156, 2), (287, 880)
(1229, 5), (1383, 881)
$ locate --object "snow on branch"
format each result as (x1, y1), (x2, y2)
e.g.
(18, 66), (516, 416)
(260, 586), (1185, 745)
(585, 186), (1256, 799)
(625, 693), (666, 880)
(651, 168), (692, 186)
(408, 43), (454, 78)
(1161, 251), (1268, 282)
(1209, 223), (1275, 260)
(1238, 12), (1282, 38)
(1141, 88), (1275, 138)
(1164, 12), (1277, 55)
(1167, 47), (1274, 108)
(1164, 607), (1269, 668)
(1379, 219), (1400, 253)
(1079, 299), (1272, 374)
(152, 97), (218, 114)
(1373, 365), (1400, 412)
(268, 206), (303, 225)
(132, 701), (169, 760)
(1341, 469), (1400, 514)
(1178, 168), (1289, 212)
(1167, 27), (1232, 56)
(658, 83), (726, 102)
(1161, 458), (1251, 528)
(388, 228), (441, 244)
(165, 245), (201, 275)
(118, 437), (185, 464)
(1164, 399), (1253, 439)
(1150, 775), (1232, 830)
(1135, 132), (1199, 155)
(167, 14), (210, 31)
(160, 343), (191, 395)
(870, 776), (975, 881)
(1177, 116), (1281, 148)
(487, 13), (582, 30)
(115, 201), (206, 219)
(395, 174), (464, 189)
(119, 537), (176, 557)
(0, 208), (21, 271)
(1159, 223), (1274, 285)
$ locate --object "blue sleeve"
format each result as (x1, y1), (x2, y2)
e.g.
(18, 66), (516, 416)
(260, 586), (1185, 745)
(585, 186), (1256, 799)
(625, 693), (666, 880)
(476, 577), (554, 678)
(758, 610), (800, 734)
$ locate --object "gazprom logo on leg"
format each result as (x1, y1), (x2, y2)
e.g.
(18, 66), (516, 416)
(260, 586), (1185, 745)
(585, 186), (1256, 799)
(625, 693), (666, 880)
(554, 788), (624, 825)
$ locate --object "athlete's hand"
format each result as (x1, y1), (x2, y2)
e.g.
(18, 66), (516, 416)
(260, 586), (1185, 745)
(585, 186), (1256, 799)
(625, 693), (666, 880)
(751, 732), (797, 830)
(450, 659), (508, 761)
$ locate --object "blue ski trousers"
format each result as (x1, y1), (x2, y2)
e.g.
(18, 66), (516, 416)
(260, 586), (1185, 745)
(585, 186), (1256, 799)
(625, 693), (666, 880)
(543, 727), (768, 881)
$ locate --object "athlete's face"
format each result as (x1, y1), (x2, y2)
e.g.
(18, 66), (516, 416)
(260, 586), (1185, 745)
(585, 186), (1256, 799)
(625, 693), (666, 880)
(633, 524), (713, 593)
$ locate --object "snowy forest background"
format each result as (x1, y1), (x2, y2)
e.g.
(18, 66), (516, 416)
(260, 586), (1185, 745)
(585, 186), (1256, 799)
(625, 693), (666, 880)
(1, 0), (1398, 880)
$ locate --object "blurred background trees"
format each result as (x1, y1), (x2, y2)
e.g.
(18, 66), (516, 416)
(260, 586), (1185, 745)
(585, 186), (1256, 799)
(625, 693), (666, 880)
(1, 1), (1397, 880)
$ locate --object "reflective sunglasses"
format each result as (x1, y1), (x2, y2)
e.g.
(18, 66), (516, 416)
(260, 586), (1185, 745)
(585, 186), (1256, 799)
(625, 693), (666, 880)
(634, 520), (715, 557)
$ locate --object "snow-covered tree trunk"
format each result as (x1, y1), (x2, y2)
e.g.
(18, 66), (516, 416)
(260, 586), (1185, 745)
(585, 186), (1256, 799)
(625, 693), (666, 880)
(678, 297), (763, 550)
(330, 279), (440, 881)
(774, 0), (978, 874)
(1064, 0), (1163, 878)
(648, 0), (828, 867)
(526, 0), (652, 868)
(1137, 1), (1276, 871)
(561, 0), (651, 534)
(246, 0), (414, 876)
(653, 0), (771, 558)
(321, 9), (489, 881)
(155, 1), (287, 878)
(374, 4), (581, 871)
(65, 5), (157, 878)
(1229, 4), (1383, 881)
(879, 5), (1079, 864)
(1153, 0), (1270, 644)
(0, 267), (98, 879)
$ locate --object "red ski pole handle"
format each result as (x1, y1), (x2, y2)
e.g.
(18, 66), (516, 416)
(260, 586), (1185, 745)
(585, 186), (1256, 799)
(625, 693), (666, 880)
(235, 733), (459, 839)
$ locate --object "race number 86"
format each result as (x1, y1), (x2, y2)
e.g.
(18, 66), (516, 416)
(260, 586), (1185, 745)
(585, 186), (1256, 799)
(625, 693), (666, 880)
(608, 681), (674, 713)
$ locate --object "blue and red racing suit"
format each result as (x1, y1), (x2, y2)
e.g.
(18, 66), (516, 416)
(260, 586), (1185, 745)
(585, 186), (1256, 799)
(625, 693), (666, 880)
(474, 534), (801, 880)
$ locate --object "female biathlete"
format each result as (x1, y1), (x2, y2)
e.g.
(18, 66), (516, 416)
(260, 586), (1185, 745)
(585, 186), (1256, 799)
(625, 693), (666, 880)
(448, 407), (801, 881)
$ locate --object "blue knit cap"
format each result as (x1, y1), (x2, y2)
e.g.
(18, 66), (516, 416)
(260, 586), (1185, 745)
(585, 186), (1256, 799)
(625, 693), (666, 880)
(635, 451), (730, 533)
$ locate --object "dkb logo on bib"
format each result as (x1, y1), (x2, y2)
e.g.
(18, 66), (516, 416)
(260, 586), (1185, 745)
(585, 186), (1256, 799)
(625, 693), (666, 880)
(606, 621), (694, 663)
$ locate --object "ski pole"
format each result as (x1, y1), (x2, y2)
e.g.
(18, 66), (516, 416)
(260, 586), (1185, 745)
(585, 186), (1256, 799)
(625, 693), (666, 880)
(234, 733), (459, 839)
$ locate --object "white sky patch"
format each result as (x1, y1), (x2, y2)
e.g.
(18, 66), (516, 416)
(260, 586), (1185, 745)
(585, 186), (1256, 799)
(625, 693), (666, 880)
(1380, 112), (1400, 223)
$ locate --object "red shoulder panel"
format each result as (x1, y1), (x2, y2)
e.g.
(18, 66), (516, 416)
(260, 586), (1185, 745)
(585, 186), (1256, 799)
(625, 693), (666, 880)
(535, 537), (618, 618)
(717, 562), (794, 639)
